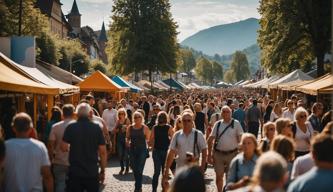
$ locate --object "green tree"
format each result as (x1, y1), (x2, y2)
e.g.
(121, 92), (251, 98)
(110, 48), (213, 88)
(230, 51), (250, 82)
(212, 61), (223, 81)
(107, 0), (178, 81)
(258, 0), (331, 76)
(36, 32), (60, 65)
(195, 57), (212, 84)
(224, 69), (235, 83)
(0, 0), (48, 36)
(91, 59), (107, 74)
(178, 48), (196, 73)
(57, 39), (90, 76)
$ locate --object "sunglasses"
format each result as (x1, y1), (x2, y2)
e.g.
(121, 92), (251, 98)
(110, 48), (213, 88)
(268, 128), (275, 131)
(119, 113), (125, 116)
(134, 116), (141, 119)
(222, 111), (230, 113)
(299, 115), (307, 119)
(182, 119), (192, 122)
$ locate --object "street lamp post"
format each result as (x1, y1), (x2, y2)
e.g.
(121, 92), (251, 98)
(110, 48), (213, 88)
(69, 59), (83, 84)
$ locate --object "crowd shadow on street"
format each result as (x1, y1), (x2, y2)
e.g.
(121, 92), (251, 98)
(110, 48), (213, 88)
(113, 173), (153, 184)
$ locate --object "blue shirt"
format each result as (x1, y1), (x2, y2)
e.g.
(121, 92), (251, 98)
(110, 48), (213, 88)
(233, 108), (246, 129)
(287, 167), (333, 192)
(227, 153), (258, 186)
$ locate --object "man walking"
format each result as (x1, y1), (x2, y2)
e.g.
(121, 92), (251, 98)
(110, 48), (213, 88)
(48, 104), (75, 192)
(4, 113), (53, 192)
(207, 106), (243, 192)
(246, 99), (263, 138)
(102, 99), (118, 154)
(62, 103), (107, 191)
(162, 111), (207, 188)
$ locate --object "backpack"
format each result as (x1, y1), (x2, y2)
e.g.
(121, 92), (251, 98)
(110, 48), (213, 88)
(214, 119), (235, 151)
(175, 129), (200, 156)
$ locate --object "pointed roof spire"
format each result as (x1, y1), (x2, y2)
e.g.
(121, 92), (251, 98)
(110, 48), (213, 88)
(68, 0), (81, 16)
(98, 22), (108, 42)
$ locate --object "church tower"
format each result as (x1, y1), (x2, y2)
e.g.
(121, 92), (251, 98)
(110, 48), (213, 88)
(67, 0), (81, 36)
(98, 22), (108, 64)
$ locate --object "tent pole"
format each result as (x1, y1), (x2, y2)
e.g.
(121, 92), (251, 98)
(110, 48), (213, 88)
(33, 94), (37, 128)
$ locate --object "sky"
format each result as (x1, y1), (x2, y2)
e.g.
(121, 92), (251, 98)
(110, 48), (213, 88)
(61, 0), (260, 41)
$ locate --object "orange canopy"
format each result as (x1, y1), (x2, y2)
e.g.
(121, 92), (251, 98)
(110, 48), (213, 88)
(77, 71), (125, 92)
(0, 58), (58, 95)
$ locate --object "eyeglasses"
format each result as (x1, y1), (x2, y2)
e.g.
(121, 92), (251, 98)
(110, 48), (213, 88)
(134, 116), (141, 119)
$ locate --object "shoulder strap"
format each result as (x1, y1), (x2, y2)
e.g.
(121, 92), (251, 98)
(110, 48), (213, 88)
(215, 121), (222, 139)
(217, 119), (234, 139)
(193, 129), (198, 156)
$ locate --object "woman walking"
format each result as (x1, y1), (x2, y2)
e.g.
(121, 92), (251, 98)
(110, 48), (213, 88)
(149, 111), (174, 192)
(126, 111), (150, 192)
(225, 133), (260, 191)
(115, 108), (131, 175)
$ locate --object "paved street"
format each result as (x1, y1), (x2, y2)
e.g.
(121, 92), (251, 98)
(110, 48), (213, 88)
(101, 153), (217, 192)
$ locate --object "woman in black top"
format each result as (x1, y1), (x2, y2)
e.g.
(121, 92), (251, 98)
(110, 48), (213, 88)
(149, 111), (174, 192)
(126, 111), (150, 192)
(194, 103), (208, 134)
(115, 108), (131, 175)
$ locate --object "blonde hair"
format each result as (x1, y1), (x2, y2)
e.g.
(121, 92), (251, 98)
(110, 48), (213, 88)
(294, 107), (309, 121)
(194, 103), (202, 112)
(117, 108), (127, 120)
(275, 118), (291, 134)
(132, 111), (144, 125)
(241, 133), (260, 156)
(173, 116), (183, 132)
(263, 122), (276, 137)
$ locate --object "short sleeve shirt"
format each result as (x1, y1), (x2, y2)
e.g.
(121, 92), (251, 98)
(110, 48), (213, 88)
(4, 138), (50, 192)
(210, 119), (243, 151)
(49, 119), (74, 166)
(169, 128), (207, 168)
(63, 118), (105, 177)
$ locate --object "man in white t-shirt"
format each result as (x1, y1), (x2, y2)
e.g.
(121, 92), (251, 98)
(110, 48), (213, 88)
(162, 111), (208, 190)
(4, 113), (53, 192)
(282, 100), (295, 121)
(207, 106), (243, 192)
(102, 99), (118, 154)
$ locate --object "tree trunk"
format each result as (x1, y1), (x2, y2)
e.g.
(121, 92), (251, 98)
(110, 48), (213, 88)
(149, 69), (153, 93)
(316, 52), (325, 77)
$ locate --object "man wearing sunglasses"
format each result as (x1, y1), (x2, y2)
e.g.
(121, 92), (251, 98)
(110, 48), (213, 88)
(162, 111), (208, 189)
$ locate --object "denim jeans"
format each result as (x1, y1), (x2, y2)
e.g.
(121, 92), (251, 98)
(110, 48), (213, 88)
(117, 140), (129, 170)
(52, 164), (68, 192)
(130, 146), (147, 191)
(152, 149), (168, 192)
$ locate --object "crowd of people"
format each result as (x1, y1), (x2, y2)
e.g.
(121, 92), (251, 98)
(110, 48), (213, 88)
(0, 89), (332, 192)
